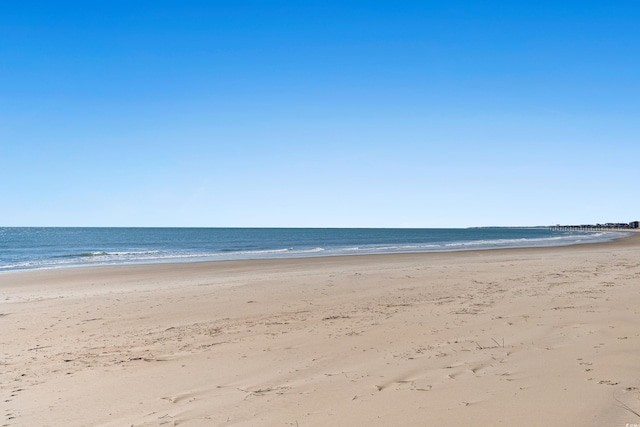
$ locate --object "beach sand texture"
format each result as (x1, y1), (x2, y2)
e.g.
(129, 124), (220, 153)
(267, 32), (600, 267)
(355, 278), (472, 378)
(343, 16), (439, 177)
(2, 235), (640, 426)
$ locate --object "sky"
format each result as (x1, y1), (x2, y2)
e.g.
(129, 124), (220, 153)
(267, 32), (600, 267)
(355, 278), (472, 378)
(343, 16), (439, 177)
(1, 1), (639, 227)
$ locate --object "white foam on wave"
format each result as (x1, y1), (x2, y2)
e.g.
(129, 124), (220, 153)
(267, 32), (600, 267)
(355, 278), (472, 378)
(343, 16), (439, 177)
(440, 232), (626, 250)
(0, 231), (628, 273)
(0, 261), (40, 271)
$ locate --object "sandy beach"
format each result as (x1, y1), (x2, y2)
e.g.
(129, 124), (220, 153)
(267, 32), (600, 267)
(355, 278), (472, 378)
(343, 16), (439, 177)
(2, 235), (640, 427)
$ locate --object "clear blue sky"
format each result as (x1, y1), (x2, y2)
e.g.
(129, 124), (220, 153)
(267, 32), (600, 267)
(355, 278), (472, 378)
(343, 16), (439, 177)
(1, 1), (639, 227)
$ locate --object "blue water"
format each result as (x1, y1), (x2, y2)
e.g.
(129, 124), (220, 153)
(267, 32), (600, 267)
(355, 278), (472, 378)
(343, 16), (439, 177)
(0, 227), (627, 272)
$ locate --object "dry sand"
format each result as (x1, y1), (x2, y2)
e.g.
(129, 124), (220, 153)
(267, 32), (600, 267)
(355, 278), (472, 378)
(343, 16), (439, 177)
(2, 235), (640, 426)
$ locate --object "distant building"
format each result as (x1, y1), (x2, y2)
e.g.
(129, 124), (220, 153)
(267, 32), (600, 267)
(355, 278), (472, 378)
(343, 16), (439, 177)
(551, 220), (640, 231)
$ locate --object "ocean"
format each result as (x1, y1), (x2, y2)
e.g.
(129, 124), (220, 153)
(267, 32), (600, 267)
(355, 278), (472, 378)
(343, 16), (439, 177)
(0, 227), (626, 272)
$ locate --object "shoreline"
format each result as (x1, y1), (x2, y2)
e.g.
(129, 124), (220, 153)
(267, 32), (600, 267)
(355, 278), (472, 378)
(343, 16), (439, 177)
(1, 229), (636, 277)
(2, 233), (640, 426)
(3, 232), (639, 300)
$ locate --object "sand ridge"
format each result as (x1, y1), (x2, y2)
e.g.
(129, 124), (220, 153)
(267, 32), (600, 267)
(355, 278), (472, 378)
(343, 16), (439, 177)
(2, 235), (640, 426)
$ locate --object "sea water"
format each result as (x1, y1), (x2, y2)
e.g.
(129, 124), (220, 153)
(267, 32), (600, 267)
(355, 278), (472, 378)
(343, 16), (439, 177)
(0, 227), (627, 272)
